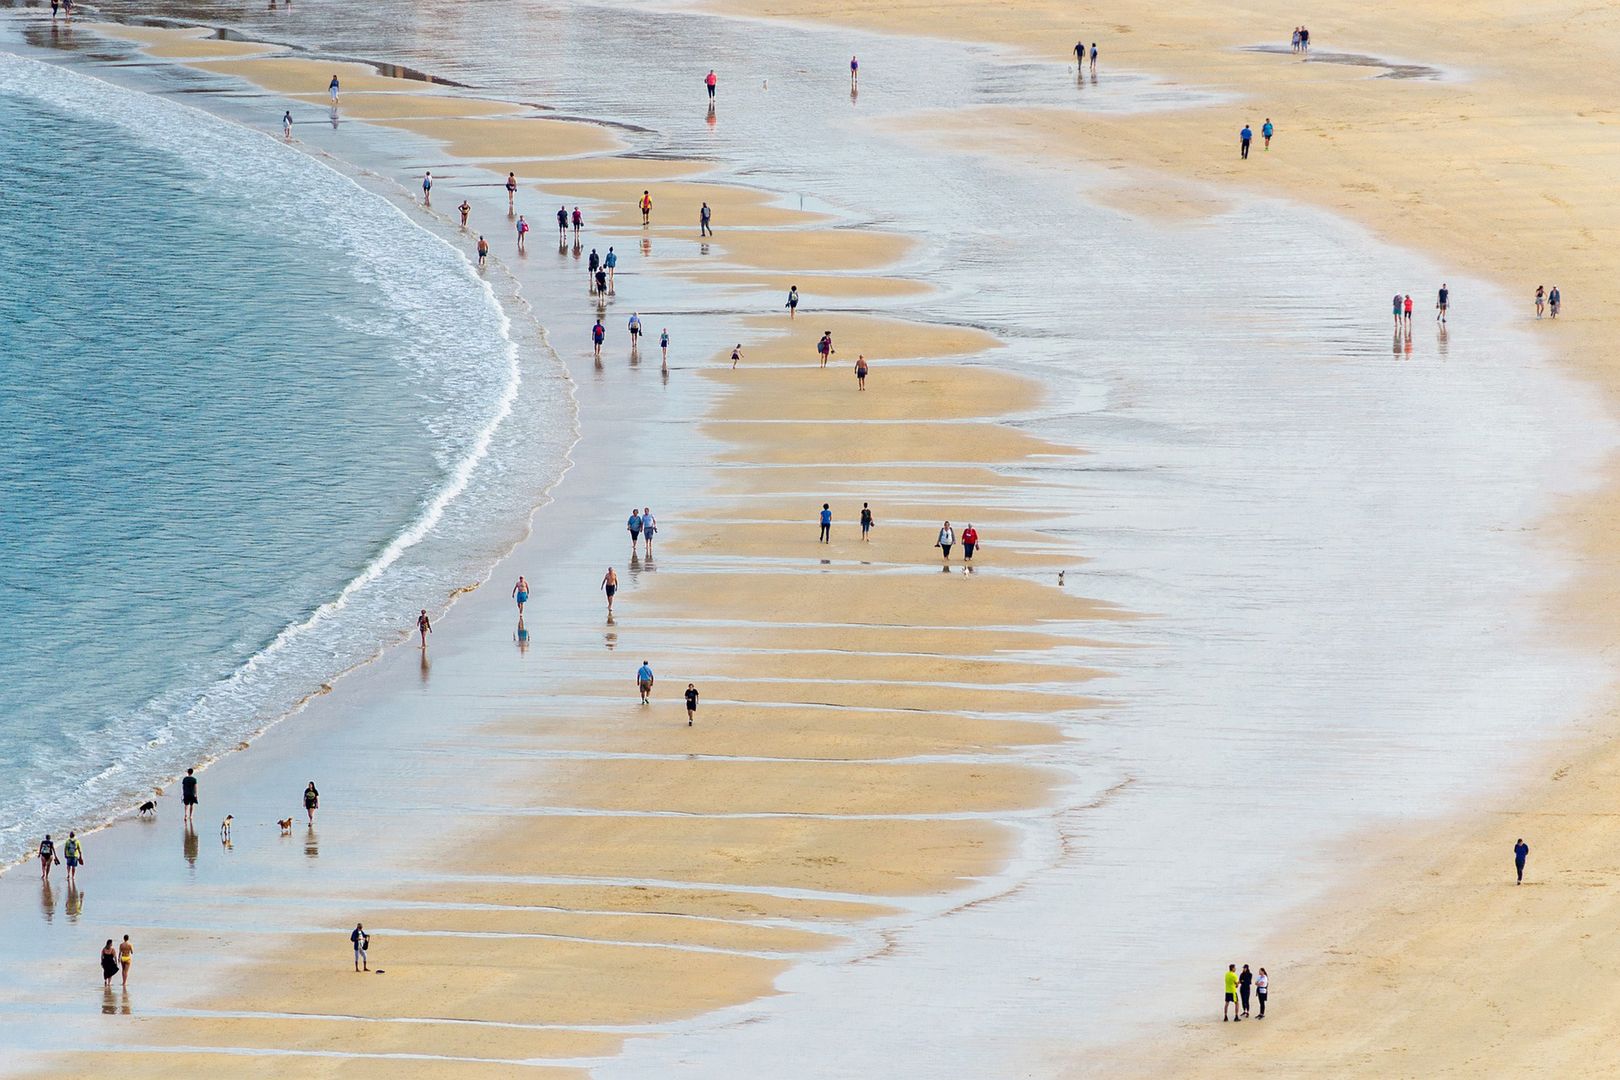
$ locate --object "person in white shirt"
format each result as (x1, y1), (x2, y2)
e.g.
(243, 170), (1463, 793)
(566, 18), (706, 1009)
(936, 521), (955, 566)
(1255, 968), (1269, 1018)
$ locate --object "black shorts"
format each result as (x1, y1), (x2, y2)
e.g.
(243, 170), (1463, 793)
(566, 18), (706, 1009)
(1225, 992), (1236, 1002)
(605, 585), (617, 597)
(183, 796), (198, 805)
(686, 700), (698, 712)
(964, 543), (975, 558)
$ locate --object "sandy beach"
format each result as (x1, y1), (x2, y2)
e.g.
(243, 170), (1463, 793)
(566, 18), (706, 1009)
(3, 1), (1617, 1076)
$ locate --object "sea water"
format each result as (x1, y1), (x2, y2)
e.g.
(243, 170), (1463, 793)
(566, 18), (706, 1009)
(0, 54), (567, 863)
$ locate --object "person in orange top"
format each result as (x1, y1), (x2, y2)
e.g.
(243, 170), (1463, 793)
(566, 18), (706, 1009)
(639, 190), (653, 224)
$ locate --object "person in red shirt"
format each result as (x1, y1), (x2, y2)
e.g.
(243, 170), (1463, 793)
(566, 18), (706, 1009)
(705, 69), (718, 98)
(961, 524), (979, 571)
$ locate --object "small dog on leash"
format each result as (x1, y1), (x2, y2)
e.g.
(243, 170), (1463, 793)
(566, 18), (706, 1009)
(277, 818), (294, 834)
(220, 815), (234, 842)
(137, 801), (157, 817)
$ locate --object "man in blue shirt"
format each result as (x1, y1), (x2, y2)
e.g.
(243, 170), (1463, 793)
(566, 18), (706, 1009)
(605, 246), (618, 289)
(636, 661), (655, 704)
(1514, 838), (1529, 883)
(1240, 124), (1252, 159)
(819, 503), (832, 543)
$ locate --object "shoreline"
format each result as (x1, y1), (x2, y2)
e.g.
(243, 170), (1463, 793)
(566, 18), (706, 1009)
(2, 2), (1613, 1076)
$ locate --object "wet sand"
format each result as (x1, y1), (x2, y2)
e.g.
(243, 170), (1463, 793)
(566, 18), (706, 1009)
(703, 0), (1620, 1073)
(4, 21), (1110, 1079)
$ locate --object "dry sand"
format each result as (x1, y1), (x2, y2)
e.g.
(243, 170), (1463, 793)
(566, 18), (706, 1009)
(709, 0), (1620, 1073)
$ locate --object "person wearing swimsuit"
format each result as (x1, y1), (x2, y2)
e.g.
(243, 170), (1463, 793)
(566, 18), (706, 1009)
(118, 936), (133, 988)
(601, 567), (618, 615)
(417, 609), (432, 647)
(513, 575), (530, 614)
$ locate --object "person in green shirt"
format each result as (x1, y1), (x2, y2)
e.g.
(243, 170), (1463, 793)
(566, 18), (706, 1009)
(62, 832), (84, 887)
(1224, 964), (1242, 1021)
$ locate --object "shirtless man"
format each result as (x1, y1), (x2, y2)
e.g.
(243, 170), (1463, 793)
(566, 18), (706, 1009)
(600, 567), (619, 615)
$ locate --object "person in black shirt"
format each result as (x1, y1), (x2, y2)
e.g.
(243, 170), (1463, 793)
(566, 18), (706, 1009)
(1514, 838), (1529, 883)
(182, 768), (198, 825)
(1238, 964), (1254, 1017)
(685, 684), (699, 727)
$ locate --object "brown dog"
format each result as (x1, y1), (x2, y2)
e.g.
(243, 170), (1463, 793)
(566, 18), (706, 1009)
(277, 818), (294, 834)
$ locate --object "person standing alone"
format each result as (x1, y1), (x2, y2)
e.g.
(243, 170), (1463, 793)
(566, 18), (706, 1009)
(700, 202), (712, 237)
(352, 923), (369, 972)
(182, 767), (198, 825)
(685, 683), (699, 726)
(705, 69), (718, 99)
(1514, 837), (1529, 883)
(819, 503), (833, 543)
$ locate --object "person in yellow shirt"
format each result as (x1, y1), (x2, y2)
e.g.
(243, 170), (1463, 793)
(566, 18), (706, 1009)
(1224, 964), (1241, 1022)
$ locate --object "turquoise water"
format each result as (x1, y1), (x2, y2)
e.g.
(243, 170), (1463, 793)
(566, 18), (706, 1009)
(0, 55), (552, 860)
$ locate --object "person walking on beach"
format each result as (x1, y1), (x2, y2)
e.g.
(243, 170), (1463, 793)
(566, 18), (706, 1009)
(937, 521), (955, 565)
(855, 355), (869, 390)
(417, 609), (432, 647)
(595, 267), (609, 295)
(1515, 837), (1529, 883)
(628, 311), (643, 350)
(512, 575), (530, 615)
(962, 523), (979, 569)
(477, 235), (489, 269)
(282, 110), (293, 139)
(1392, 292), (1404, 329)
(1535, 285), (1545, 318)
(787, 285), (799, 319)
(101, 940), (118, 988)
(731, 344), (743, 369)
(642, 507), (657, 554)
(860, 502), (874, 541)
(685, 683), (699, 726)
(636, 660), (655, 704)
(605, 247), (618, 289)
(1090, 42), (1098, 74)
(1550, 285), (1561, 317)
(660, 328), (670, 364)
(118, 935), (133, 988)
(592, 319), (606, 360)
(1238, 963), (1254, 1017)
(1291, 26), (1301, 52)
(1074, 39), (1085, 70)
(506, 172), (518, 210)
(51, 0), (59, 19)
(1239, 123), (1252, 160)
(1256, 968), (1269, 1018)
(700, 201), (713, 237)
(1404, 293), (1414, 330)
(640, 190), (653, 224)
(516, 214), (529, 253)
(572, 206), (583, 237)
(819, 503), (833, 543)
(1437, 282), (1450, 322)
(557, 205), (569, 240)
(182, 767), (198, 825)
(421, 171), (432, 206)
(304, 781), (320, 824)
(458, 200), (471, 228)
(1224, 964), (1241, 1021)
(63, 831), (83, 887)
(328, 75), (340, 104)
(1262, 118), (1274, 149)
(1300, 25), (1310, 50)
(588, 248), (601, 291)
(705, 69), (718, 99)
(37, 834), (56, 881)
(601, 566), (618, 615)
(628, 509), (644, 551)
(352, 923), (369, 972)
(817, 331), (835, 367)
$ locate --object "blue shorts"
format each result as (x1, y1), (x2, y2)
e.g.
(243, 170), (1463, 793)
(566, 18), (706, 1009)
(516, 592), (528, 604)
